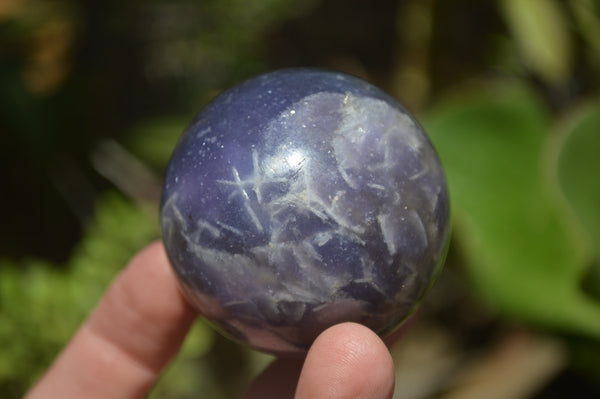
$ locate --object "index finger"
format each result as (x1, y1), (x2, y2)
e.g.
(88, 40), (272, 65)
(26, 241), (197, 399)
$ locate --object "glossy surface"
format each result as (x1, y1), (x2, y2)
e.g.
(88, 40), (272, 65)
(160, 69), (450, 355)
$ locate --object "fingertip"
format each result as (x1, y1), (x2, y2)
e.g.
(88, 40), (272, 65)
(295, 322), (395, 399)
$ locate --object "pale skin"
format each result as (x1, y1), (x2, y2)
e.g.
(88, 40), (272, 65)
(25, 241), (395, 399)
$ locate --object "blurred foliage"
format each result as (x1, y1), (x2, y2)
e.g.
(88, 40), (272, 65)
(500, 0), (573, 86)
(425, 85), (600, 337)
(0, 193), (158, 395)
(1, 0), (600, 398)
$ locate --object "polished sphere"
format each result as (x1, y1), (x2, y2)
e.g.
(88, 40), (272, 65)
(160, 68), (450, 355)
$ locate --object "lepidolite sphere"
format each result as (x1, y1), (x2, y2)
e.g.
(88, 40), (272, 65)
(160, 68), (450, 355)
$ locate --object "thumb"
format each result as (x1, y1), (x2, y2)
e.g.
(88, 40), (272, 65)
(295, 322), (395, 399)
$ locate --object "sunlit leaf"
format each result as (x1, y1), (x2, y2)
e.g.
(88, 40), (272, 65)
(424, 84), (600, 337)
(500, 0), (573, 85)
(569, 0), (600, 61)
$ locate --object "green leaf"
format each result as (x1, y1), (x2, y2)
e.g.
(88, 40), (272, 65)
(424, 84), (600, 337)
(500, 0), (573, 85)
(125, 116), (190, 171)
(555, 102), (600, 252)
(553, 102), (600, 298)
(569, 0), (600, 61)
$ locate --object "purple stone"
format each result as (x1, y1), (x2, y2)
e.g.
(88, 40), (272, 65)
(160, 68), (450, 355)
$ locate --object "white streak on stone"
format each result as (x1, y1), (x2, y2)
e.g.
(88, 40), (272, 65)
(409, 167), (427, 181)
(367, 183), (386, 191)
(197, 219), (221, 238)
(245, 202), (264, 232)
(195, 126), (212, 139)
(337, 164), (359, 189)
(408, 209), (428, 248)
(231, 167), (250, 200)
(377, 213), (398, 256)
(314, 231), (333, 246)
(302, 240), (323, 263)
(216, 220), (244, 236)
(252, 149), (263, 203)
(353, 277), (386, 296)
(217, 166), (264, 232)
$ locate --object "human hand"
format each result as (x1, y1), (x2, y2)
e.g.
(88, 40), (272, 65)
(25, 241), (395, 399)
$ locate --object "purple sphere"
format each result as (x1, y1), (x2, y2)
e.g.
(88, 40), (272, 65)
(160, 68), (450, 355)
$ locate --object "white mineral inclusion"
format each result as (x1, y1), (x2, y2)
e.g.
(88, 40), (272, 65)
(167, 91), (431, 300)
(257, 91), (430, 251)
(161, 87), (448, 354)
